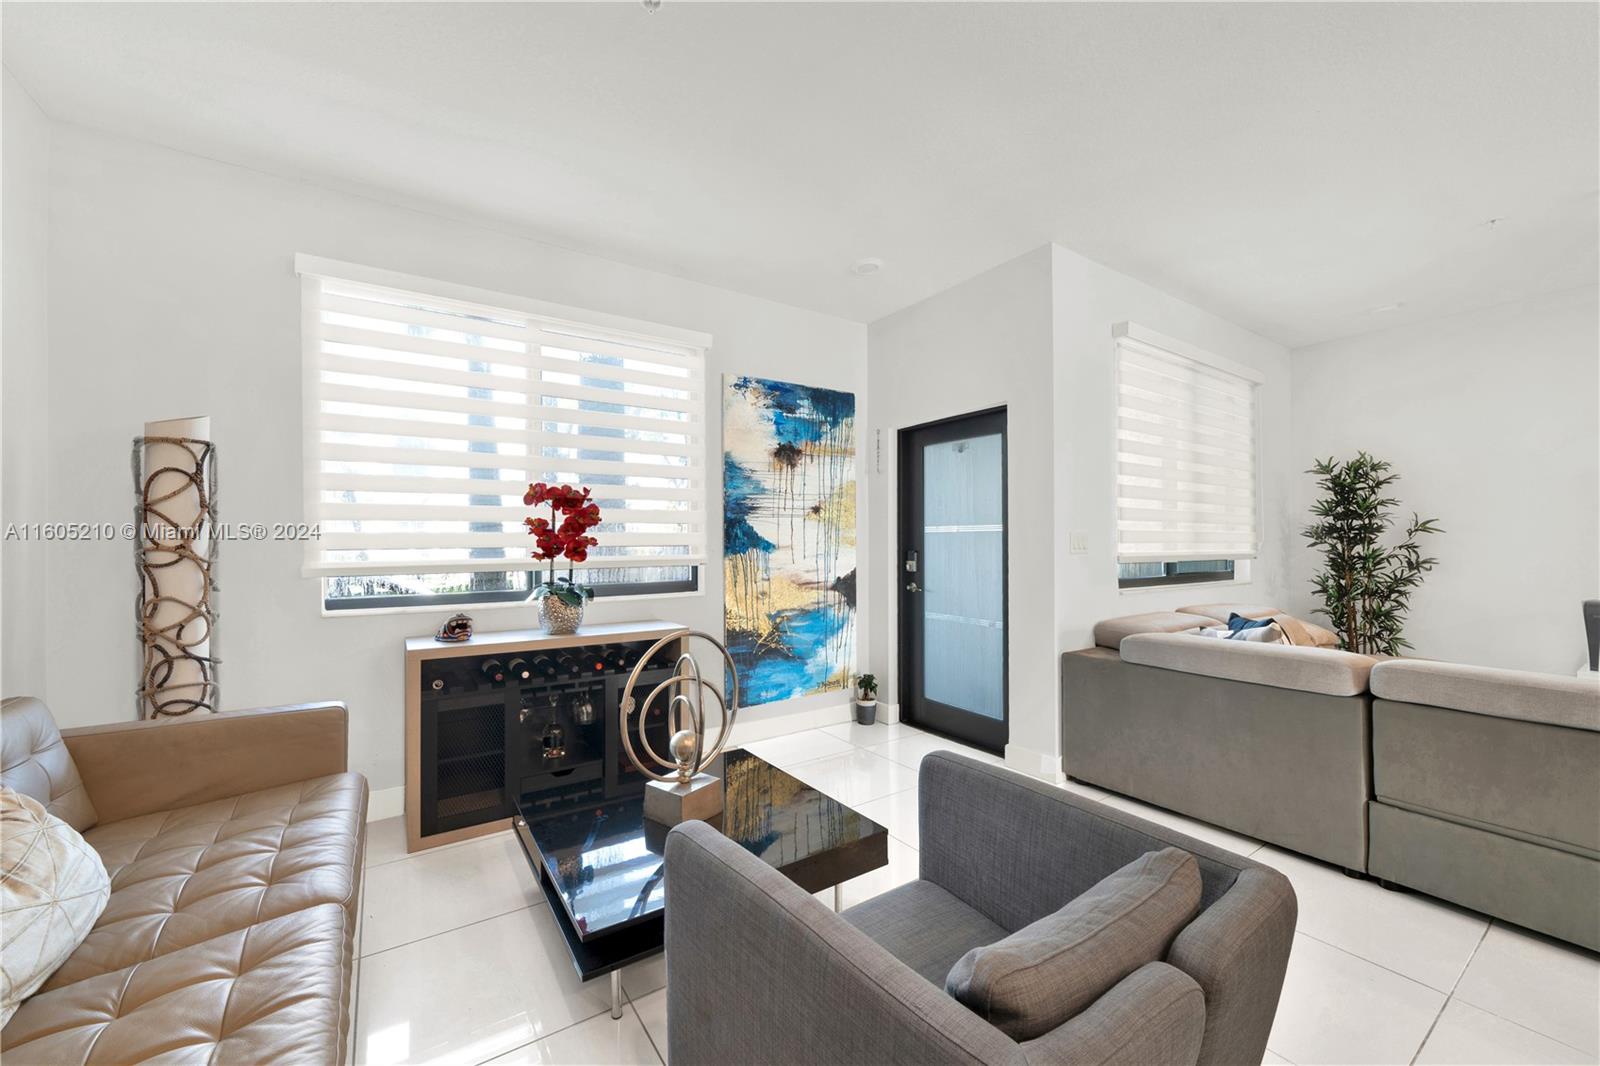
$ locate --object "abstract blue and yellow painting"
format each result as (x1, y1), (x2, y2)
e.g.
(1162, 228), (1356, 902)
(723, 376), (857, 707)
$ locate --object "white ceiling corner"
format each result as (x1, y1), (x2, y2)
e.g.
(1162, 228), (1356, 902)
(3, 2), (1595, 347)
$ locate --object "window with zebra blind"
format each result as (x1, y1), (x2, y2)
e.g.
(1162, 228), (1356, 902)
(297, 256), (709, 609)
(1113, 323), (1262, 589)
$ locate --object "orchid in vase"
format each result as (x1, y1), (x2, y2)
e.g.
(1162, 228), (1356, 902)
(524, 481), (602, 633)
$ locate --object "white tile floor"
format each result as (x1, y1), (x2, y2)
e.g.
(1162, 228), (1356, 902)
(356, 722), (1600, 1065)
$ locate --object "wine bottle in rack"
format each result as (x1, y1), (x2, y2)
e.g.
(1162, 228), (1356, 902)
(507, 657), (533, 682)
(531, 655), (558, 681)
(480, 658), (506, 684)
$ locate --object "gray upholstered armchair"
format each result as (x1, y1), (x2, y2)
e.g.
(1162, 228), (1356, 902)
(664, 752), (1296, 1066)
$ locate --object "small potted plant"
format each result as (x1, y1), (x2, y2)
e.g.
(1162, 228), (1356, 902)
(525, 482), (602, 635)
(854, 673), (879, 726)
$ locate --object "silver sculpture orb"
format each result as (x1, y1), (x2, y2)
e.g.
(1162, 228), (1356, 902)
(669, 729), (699, 773)
(619, 630), (740, 825)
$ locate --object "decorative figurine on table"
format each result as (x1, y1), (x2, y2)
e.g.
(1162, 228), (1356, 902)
(434, 613), (474, 643)
(525, 482), (602, 636)
(619, 630), (741, 826)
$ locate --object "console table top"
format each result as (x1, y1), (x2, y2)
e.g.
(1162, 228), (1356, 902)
(404, 619), (688, 659)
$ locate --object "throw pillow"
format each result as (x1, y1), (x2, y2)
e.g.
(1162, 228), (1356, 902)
(1274, 614), (1341, 648)
(1, 786), (110, 1027)
(945, 847), (1201, 1040)
(1195, 620), (1288, 643)
(1234, 622), (1287, 643)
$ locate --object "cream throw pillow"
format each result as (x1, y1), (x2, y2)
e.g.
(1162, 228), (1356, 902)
(1, 785), (110, 1027)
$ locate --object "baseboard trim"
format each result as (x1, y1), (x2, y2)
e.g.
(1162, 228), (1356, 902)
(1004, 742), (1065, 784)
(368, 785), (404, 823)
(729, 701), (853, 746)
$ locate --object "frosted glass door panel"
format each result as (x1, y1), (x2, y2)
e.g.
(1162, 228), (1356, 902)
(921, 433), (1004, 720)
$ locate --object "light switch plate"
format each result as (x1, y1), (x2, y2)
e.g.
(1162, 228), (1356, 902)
(1069, 531), (1089, 554)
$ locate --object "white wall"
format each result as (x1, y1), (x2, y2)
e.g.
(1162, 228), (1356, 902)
(1052, 245), (1295, 770)
(865, 244), (1294, 778)
(1290, 285), (1600, 675)
(865, 247), (1058, 771)
(1, 71), (51, 696)
(1052, 245), (1296, 643)
(29, 123), (868, 796)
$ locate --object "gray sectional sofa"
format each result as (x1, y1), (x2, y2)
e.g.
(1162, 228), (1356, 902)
(1062, 609), (1377, 872)
(1062, 604), (1600, 950)
(1368, 659), (1599, 950)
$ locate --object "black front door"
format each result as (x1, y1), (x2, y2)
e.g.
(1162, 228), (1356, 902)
(897, 408), (1008, 753)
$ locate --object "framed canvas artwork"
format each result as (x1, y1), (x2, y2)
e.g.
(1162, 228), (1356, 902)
(722, 375), (857, 707)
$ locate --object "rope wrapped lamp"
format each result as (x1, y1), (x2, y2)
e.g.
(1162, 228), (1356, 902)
(132, 418), (218, 718)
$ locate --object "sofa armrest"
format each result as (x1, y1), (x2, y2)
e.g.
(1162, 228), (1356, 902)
(664, 820), (1022, 1066)
(1166, 867), (1297, 1066)
(62, 702), (349, 823)
(1020, 962), (1204, 1066)
(1370, 659), (1600, 731)
(1119, 632), (1376, 697)
(917, 754), (1295, 1066)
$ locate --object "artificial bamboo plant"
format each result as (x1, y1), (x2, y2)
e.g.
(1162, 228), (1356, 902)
(1302, 452), (1442, 656)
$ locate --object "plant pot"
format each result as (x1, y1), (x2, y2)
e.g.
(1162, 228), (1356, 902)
(539, 595), (584, 636)
(854, 699), (877, 726)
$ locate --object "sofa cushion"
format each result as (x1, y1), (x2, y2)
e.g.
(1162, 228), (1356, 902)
(842, 879), (1009, 986)
(1176, 603), (1283, 624)
(1092, 612), (1212, 650)
(0, 788), (110, 1028)
(1120, 633), (1377, 697)
(40, 772), (365, 990)
(945, 847), (1201, 1041)
(1370, 659), (1600, 731)
(0, 902), (352, 1064)
(1, 697), (98, 832)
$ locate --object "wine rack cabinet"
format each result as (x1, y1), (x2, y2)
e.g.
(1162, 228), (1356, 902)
(404, 619), (686, 853)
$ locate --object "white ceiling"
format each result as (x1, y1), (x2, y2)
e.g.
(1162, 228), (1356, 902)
(4, 2), (1596, 346)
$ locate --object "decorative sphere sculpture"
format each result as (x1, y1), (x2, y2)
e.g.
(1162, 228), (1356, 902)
(619, 630), (740, 785)
(669, 729), (699, 773)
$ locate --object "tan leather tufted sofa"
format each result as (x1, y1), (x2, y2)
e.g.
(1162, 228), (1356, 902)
(1, 696), (367, 1064)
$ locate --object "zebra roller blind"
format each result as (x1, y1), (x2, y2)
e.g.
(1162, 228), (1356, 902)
(298, 256), (709, 581)
(1114, 324), (1261, 563)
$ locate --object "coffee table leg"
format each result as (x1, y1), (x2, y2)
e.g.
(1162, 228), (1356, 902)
(833, 884), (843, 912)
(610, 970), (623, 1020)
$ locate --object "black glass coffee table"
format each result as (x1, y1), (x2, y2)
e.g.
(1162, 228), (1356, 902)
(512, 746), (889, 1018)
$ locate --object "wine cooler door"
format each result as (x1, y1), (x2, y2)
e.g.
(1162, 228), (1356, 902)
(421, 695), (513, 837)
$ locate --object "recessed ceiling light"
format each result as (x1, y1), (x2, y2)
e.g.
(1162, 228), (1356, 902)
(851, 258), (884, 277)
(1368, 302), (1405, 314)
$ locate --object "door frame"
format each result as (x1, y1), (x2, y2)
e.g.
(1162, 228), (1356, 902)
(896, 406), (1009, 754)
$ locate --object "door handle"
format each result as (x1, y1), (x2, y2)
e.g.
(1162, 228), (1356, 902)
(905, 581), (922, 593)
